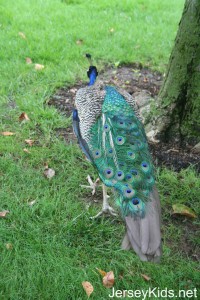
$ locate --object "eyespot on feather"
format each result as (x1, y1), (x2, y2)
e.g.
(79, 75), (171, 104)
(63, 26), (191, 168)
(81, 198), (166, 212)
(104, 168), (114, 179)
(136, 140), (144, 150)
(132, 198), (140, 205)
(116, 170), (125, 180)
(104, 124), (110, 132)
(127, 150), (136, 160)
(93, 149), (101, 159)
(141, 162), (150, 173)
(130, 169), (138, 176)
(123, 187), (136, 198)
(147, 175), (155, 185)
(107, 148), (114, 157)
(116, 136), (125, 145)
(125, 173), (134, 183)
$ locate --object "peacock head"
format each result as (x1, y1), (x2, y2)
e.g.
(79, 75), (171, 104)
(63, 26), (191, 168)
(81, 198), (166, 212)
(87, 65), (98, 86)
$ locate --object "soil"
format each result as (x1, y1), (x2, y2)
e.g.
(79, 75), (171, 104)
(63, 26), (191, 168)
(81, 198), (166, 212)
(48, 64), (199, 261)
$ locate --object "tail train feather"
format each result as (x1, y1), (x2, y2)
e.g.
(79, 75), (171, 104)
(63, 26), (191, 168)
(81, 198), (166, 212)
(122, 187), (162, 262)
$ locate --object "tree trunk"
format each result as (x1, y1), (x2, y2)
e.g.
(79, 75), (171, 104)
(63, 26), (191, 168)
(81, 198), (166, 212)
(147, 0), (200, 145)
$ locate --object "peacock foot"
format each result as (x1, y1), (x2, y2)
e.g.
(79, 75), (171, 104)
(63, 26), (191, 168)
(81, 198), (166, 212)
(90, 184), (117, 219)
(80, 175), (100, 195)
(90, 204), (117, 219)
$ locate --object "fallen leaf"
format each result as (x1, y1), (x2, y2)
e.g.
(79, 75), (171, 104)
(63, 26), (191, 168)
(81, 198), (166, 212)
(25, 139), (34, 146)
(35, 64), (44, 70)
(172, 204), (197, 218)
(1, 132), (15, 136)
(114, 61), (120, 67)
(44, 162), (49, 169)
(103, 271), (115, 288)
(0, 210), (9, 218)
(44, 168), (55, 179)
(23, 148), (31, 154)
(141, 274), (151, 281)
(134, 44), (141, 49)
(82, 281), (94, 297)
(19, 112), (30, 122)
(76, 39), (83, 45)
(26, 57), (32, 64)
(6, 243), (13, 250)
(28, 200), (36, 207)
(96, 268), (107, 277)
(18, 32), (26, 39)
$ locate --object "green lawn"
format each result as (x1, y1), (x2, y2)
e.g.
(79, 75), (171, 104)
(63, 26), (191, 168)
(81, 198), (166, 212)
(1, 0), (199, 299)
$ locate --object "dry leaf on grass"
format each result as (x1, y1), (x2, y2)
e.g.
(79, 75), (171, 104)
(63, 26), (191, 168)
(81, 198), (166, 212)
(18, 32), (26, 39)
(76, 39), (83, 45)
(102, 271), (115, 288)
(19, 112), (30, 122)
(28, 200), (36, 207)
(0, 210), (9, 218)
(141, 274), (151, 281)
(172, 204), (197, 218)
(6, 243), (13, 250)
(25, 139), (34, 146)
(1, 132), (15, 136)
(23, 148), (31, 154)
(26, 57), (32, 64)
(44, 168), (55, 179)
(82, 281), (94, 297)
(96, 268), (107, 277)
(35, 64), (44, 70)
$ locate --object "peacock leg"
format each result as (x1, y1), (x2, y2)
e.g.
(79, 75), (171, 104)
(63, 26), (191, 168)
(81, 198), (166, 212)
(91, 184), (117, 219)
(80, 175), (100, 195)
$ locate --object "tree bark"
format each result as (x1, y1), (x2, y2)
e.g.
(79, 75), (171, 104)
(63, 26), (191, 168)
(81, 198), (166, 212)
(147, 0), (200, 145)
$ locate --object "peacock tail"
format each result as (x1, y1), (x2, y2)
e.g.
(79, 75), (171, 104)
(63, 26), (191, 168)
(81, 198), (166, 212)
(74, 84), (155, 218)
(88, 86), (154, 217)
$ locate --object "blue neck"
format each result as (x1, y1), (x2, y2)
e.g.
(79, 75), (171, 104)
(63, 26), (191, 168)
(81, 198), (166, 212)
(88, 70), (97, 86)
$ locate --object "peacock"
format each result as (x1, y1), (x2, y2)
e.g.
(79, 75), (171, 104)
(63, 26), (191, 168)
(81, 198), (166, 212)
(72, 56), (162, 262)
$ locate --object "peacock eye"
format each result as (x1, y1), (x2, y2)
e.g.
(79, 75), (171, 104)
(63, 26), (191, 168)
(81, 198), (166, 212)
(116, 170), (124, 180)
(123, 188), (136, 198)
(104, 124), (110, 132)
(132, 198), (140, 205)
(104, 168), (114, 179)
(107, 148), (114, 157)
(125, 174), (133, 182)
(142, 163), (147, 168)
(93, 149), (101, 159)
(141, 162), (150, 173)
(118, 120), (125, 128)
(116, 136), (125, 145)
(130, 169), (138, 176)
(127, 151), (136, 160)
(147, 176), (155, 185)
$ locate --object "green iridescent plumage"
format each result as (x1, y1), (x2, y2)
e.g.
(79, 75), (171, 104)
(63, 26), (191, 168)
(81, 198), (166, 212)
(88, 86), (155, 217)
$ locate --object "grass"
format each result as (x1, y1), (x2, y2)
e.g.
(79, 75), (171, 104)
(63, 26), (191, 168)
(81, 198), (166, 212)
(0, 0), (199, 299)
